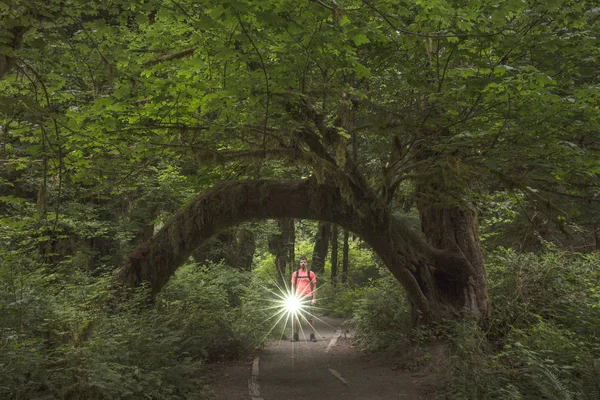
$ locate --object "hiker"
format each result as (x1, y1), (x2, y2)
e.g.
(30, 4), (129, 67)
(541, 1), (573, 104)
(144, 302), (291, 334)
(290, 256), (317, 342)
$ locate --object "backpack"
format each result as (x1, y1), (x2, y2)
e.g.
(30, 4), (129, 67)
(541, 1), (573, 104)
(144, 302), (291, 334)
(294, 269), (313, 287)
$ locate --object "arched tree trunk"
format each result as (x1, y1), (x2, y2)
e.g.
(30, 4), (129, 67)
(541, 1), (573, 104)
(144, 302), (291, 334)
(311, 222), (330, 274)
(118, 179), (490, 325)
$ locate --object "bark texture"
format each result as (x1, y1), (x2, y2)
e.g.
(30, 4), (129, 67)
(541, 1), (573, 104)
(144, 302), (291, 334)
(119, 179), (489, 324)
(416, 205), (491, 322)
(414, 165), (492, 323)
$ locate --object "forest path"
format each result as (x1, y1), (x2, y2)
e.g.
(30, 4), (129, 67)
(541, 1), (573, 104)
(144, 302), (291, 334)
(206, 315), (437, 400)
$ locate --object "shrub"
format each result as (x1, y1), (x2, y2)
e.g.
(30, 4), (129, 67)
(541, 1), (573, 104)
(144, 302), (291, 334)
(158, 262), (272, 361)
(0, 260), (272, 399)
(440, 249), (600, 399)
(350, 269), (411, 352)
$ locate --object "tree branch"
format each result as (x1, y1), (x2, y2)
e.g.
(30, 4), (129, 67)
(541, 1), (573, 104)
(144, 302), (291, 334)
(118, 179), (432, 315)
(142, 48), (196, 67)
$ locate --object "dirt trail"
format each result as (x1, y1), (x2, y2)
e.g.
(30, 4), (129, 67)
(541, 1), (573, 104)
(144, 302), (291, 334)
(206, 315), (437, 400)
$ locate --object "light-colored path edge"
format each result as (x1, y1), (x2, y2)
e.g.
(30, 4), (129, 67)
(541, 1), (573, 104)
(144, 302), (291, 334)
(248, 355), (263, 400)
(325, 329), (341, 353)
(249, 326), (343, 399)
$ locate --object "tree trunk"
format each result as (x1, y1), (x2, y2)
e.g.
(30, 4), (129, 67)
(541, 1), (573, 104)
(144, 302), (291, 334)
(0, 26), (27, 78)
(193, 230), (235, 265)
(232, 228), (255, 271)
(268, 219), (294, 285)
(311, 222), (330, 274)
(282, 219), (295, 277)
(192, 227), (255, 270)
(331, 224), (338, 288)
(342, 228), (349, 284)
(118, 179), (490, 325)
(414, 174), (491, 324)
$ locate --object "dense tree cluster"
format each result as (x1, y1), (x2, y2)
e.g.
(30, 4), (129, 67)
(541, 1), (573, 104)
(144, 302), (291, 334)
(2, 0), (599, 322)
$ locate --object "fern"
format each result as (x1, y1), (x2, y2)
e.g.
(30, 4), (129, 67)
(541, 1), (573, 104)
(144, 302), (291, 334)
(535, 365), (574, 400)
(578, 358), (600, 400)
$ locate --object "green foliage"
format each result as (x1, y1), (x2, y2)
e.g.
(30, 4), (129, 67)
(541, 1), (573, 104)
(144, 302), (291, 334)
(252, 251), (279, 283)
(440, 249), (600, 399)
(318, 284), (366, 318)
(487, 248), (600, 342)
(478, 190), (599, 253)
(158, 262), (271, 360)
(0, 253), (270, 399)
(349, 268), (411, 352)
(1, 0), (600, 398)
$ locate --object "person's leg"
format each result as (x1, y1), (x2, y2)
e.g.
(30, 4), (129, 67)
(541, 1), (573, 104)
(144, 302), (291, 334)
(301, 302), (317, 342)
(307, 304), (317, 341)
(291, 316), (299, 342)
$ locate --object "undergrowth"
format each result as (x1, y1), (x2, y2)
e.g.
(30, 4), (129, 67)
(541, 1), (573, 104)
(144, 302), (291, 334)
(0, 260), (270, 400)
(439, 248), (600, 399)
(348, 249), (600, 399)
(333, 268), (411, 352)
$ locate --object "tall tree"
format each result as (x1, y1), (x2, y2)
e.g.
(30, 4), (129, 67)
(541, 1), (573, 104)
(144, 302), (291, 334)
(311, 222), (330, 275)
(268, 219), (295, 284)
(193, 227), (256, 270)
(342, 228), (349, 284)
(286, 219), (295, 276)
(331, 224), (339, 288)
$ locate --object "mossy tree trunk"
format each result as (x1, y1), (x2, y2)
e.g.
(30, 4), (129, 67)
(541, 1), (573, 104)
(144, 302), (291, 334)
(414, 170), (491, 324)
(234, 228), (256, 271)
(118, 179), (490, 325)
(281, 219), (295, 277)
(415, 204), (491, 323)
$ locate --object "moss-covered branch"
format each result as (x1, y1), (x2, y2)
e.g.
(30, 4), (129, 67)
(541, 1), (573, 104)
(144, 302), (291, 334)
(118, 179), (434, 316)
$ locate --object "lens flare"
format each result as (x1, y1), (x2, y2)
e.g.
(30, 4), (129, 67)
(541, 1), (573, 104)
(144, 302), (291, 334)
(284, 295), (301, 314)
(246, 275), (334, 348)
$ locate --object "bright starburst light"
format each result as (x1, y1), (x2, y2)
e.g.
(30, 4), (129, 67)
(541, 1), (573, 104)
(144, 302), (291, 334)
(284, 294), (301, 314)
(249, 274), (335, 346)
